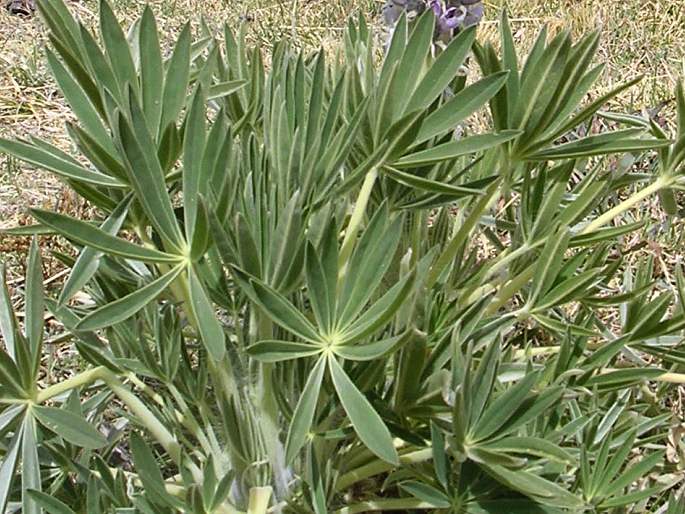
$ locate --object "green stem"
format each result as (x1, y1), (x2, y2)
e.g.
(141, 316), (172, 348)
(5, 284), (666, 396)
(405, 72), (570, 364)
(102, 374), (184, 468)
(335, 448), (432, 491)
(338, 167), (379, 281)
(37, 365), (191, 475)
(485, 265), (535, 315)
(582, 177), (671, 234)
(247, 486), (273, 514)
(461, 241), (540, 307)
(36, 366), (108, 403)
(332, 499), (437, 513)
(428, 180), (500, 288)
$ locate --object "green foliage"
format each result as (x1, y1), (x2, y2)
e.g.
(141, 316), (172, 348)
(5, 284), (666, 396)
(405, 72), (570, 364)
(1, 1), (684, 512)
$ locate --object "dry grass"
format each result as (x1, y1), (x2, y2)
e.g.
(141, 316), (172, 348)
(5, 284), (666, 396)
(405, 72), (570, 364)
(0, 0), (684, 280)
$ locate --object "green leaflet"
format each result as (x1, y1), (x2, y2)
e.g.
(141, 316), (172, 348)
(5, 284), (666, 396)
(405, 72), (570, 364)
(528, 134), (671, 160)
(22, 414), (41, 514)
(338, 271), (415, 343)
(406, 25), (477, 113)
(76, 264), (184, 331)
(333, 335), (403, 361)
(0, 138), (124, 188)
(482, 464), (583, 508)
(130, 432), (185, 509)
(328, 355), (398, 465)
(118, 98), (185, 249)
(58, 196), (130, 306)
(24, 239), (43, 372)
(285, 356), (326, 463)
(0, 425), (22, 512)
(415, 71), (509, 143)
(400, 481), (450, 508)
(188, 266), (226, 361)
(247, 276), (321, 343)
(247, 340), (322, 363)
(396, 131), (520, 168)
(30, 208), (181, 263)
(32, 405), (107, 449)
(138, 6), (164, 136)
(26, 491), (77, 514)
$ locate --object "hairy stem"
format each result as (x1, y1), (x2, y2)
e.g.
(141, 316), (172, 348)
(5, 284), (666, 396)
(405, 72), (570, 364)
(338, 167), (379, 281)
(335, 448), (432, 491)
(36, 366), (108, 403)
(333, 499), (437, 514)
(247, 486), (273, 514)
(582, 176), (671, 234)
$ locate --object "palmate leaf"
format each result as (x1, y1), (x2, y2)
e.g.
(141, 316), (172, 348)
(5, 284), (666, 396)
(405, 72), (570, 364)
(2, 2), (681, 512)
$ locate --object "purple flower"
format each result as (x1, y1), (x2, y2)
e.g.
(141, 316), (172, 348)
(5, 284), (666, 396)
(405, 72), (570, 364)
(383, 0), (484, 44)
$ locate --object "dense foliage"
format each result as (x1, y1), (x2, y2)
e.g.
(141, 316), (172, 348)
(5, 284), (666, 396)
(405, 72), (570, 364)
(1, 0), (685, 512)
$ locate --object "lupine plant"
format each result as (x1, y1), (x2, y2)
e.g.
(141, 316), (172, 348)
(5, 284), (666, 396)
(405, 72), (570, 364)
(1, 0), (685, 512)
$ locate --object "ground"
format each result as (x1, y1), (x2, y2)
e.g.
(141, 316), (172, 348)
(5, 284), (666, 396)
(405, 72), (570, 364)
(0, 0), (684, 280)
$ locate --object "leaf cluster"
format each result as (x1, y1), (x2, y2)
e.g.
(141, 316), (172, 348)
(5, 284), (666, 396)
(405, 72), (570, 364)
(1, 2), (685, 513)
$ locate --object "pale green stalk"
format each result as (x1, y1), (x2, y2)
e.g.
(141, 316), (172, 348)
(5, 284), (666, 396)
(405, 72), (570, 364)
(102, 374), (184, 467)
(335, 448), (433, 491)
(582, 176), (672, 234)
(247, 486), (273, 514)
(36, 366), (109, 403)
(485, 265), (536, 315)
(338, 167), (379, 280)
(333, 499), (437, 514)
(36, 366), (192, 475)
(428, 181), (501, 288)
(252, 309), (288, 496)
